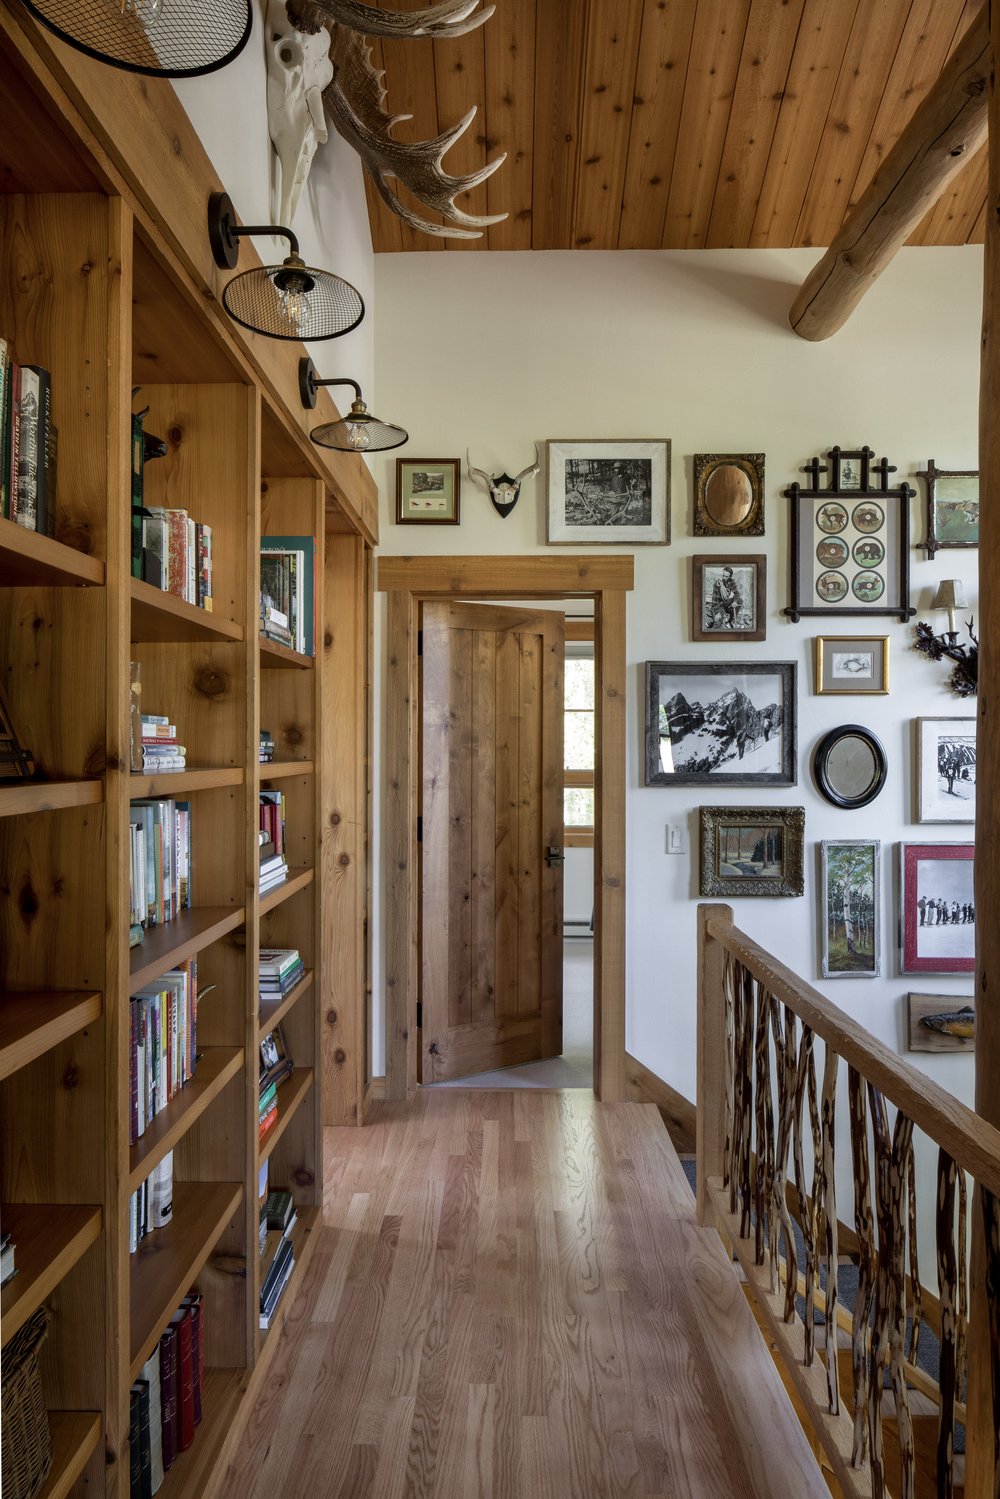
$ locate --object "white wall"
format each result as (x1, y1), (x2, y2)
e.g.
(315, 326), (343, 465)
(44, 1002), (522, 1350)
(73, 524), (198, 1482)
(564, 847), (594, 928)
(171, 1), (375, 397)
(371, 246), (981, 1121)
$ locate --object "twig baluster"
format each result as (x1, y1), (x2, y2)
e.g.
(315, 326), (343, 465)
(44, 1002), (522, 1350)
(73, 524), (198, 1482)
(820, 1046), (840, 1417)
(754, 977), (770, 1267)
(848, 1067), (875, 1467)
(722, 949), (736, 1195)
(936, 1148), (958, 1499)
(792, 1024), (818, 1366)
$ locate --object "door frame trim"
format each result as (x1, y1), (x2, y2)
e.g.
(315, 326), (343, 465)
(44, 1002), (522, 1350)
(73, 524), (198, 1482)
(377, 554), (634, 1103)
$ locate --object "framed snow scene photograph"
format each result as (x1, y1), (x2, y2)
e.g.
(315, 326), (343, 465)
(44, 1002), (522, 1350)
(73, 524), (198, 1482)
(915, 716), (975, 823)
(644, 661), (796, 787)
(899, 841), (975, 975)
(546, 439), (670, 544)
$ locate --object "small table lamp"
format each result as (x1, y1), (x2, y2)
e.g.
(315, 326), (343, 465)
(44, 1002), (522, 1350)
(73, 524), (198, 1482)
(931, 579), (968, 638)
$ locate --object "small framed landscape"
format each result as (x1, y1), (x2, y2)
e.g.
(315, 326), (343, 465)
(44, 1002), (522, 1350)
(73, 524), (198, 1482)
(644, 660), (796, 787)
(915, 716), (975, 823)
(699, 805), (805, 898)
(814, 635), (889, 695)
(819, 840), (880, 978)
(691, 554), (765, 642)
(899, 841), (975, 975)
(917, 460), (979, 556)
(906, 993), (975, 1053)
(395, 458), (461, 525)
(546, 439), (670, 545)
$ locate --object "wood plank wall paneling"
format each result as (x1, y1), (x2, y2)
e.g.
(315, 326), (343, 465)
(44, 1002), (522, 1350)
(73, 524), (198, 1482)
(366, 0), (986, 252)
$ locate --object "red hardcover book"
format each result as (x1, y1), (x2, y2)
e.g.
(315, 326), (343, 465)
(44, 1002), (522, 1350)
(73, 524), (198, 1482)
(158, 1324), (178, 1471)
(182, 1292), (204, 1424)
(171, 1306), (195, 1451)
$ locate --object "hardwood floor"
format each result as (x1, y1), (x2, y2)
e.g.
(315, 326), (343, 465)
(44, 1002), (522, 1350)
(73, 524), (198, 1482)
(225, 1090), (829, 1498)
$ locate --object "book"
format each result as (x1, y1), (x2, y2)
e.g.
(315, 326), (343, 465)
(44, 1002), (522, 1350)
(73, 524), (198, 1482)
(264, 1189), (294, 1232)
(129, 1387), (142, 1499)
(14, 363), (40, 530)
(158, 1324), (178, 1470)
(129, 663), (143, 773)
(140, 1348), (164, 1494)
(261, 536), (316, 655)
(151, 1150), (173, 1229)
(43, 421), (57, 536)
(131, 1379), (153, 1499)
(23, 364), (51, 535)
(182, 1291), (204, 1426)
(0, 337), (8, 517)
(171, 1305), (196, 1452)
(7, 362), (20, 526)
(0, 1234), (15, 1287)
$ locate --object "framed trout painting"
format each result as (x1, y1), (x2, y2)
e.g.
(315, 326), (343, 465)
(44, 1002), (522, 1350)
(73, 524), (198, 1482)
(906, 993), (975, 1053)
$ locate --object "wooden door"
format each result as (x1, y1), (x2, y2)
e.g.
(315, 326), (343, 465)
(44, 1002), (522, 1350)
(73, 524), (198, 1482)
(421, 602), (565, 1082)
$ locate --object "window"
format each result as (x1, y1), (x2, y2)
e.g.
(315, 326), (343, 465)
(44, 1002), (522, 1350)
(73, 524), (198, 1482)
(564, 627), (594, 847)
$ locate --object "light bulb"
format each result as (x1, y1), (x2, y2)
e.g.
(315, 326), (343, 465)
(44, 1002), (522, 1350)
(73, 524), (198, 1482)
(121, 0), (163, 20)
(344, 422), (371, 452)
(275, 282), (307, 333)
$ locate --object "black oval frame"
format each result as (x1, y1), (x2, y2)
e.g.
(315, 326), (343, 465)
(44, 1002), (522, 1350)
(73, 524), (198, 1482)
(813, 724), (887, 809)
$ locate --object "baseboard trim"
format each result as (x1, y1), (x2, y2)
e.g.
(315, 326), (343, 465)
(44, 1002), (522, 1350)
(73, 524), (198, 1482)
(624, 1053), (696, 1154)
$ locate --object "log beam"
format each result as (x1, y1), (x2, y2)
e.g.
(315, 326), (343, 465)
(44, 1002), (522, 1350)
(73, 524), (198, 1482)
(789, 7), (989, 342)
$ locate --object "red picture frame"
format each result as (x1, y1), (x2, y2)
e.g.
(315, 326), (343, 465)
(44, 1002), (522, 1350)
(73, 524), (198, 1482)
(899, 841), (975, 974)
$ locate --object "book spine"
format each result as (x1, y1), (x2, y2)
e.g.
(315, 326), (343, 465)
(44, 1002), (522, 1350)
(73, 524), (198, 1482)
(129, 1388), (142, 1499)
(176, 1310), (195, 1451)
(140, 1350), (165, 1493)
(130, 999), (138, 1144)
(130, 661), (143, 773)
(0, 338), (8, 519)
(151, 1150), (173, 1230)
(15, 364), (39, 530)
(165, 510), (187, 600)
(187, 516), (196, 604)
(23, 365), (50, 536)
(182, 1292), (204, 1425)
(7, 362), (21, 523)
(43, 422), (56, 536)
(143, 512), (169, 591)
(133, 1380), (153, 1499)
(158, 1328), (178, 1471)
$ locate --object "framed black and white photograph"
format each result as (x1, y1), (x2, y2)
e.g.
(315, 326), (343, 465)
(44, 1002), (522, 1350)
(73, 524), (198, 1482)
(644, 661), (796, 787)
(917, 460), (979, 556)
(691, 555), (765, 642)
(916, 716), (975, 823)
(819, 839), (880, 978)
(699, 805), (805, 898)
(546, 439), (670, 545)
(814, 635), (889, 695)
(783, 447), (915, 623)
(693, 453), (765, 536)
(259, 1021), (293, 1086)
(900, 841), (975, 975)
(906, 993), (975, 1053)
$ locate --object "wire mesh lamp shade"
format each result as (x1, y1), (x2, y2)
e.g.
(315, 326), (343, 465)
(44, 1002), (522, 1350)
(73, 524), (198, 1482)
(19, 0), (252, 77)
(299, 358), (408, 454)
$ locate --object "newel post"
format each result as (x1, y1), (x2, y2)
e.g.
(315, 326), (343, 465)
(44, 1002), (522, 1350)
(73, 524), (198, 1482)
(696, 903), (732, 1226)
(967, 2), (1000, 1492)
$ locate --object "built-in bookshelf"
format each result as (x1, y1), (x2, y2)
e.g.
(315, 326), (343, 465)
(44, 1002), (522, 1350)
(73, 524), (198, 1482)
(0, 6), (375, 1494)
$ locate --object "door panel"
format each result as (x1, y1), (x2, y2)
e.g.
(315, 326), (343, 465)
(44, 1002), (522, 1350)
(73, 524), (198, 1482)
(421, 602), (565, 1082)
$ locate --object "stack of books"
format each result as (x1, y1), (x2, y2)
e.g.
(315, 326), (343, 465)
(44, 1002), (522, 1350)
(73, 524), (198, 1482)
(259, 728), (275, 764)
(130, 1290), (204, 1497)
(129, 959), (198, 1144)
(129, 799), (192, 937)
(259, 947), (304, 1006)
(139, 714), (187, 776)
(259, 535), (315, 655)
(1, 1230), (15, 1289)
(259, 1190), (297, 1331)
(0, 337), (57, 536)
(259, 789), (287, 894)
(132, 502), (213, 610)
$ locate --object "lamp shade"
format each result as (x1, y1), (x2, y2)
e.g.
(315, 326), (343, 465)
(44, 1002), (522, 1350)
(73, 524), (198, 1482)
(20, 0), (252, 78)
(932, 580), (968, 612)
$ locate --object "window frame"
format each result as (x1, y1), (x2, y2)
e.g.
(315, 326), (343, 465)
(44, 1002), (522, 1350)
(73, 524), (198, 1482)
(564, 621), (595, 848)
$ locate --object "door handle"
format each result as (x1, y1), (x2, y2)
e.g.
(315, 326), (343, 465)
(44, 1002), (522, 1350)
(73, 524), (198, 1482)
(546, 845), (565, 867)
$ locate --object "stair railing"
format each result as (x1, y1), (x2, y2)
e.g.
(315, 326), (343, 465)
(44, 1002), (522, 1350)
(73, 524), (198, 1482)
(697, 903), (1000, 1499)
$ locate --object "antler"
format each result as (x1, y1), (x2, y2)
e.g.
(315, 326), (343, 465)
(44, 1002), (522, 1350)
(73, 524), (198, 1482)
(513, 445), (540, 485)
(466, 450), (493, 488)
(321, 25), (506, 239)
(290, 0), (493, 37)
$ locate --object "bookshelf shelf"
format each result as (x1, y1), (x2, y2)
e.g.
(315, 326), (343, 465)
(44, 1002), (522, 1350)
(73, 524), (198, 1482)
(147, 1368), (244, 1499)
(130, 908), (246, 990)
(1, 1204), (102, 1346)
(0, 516), (105, 589)
(0, 779), (103, 817)
(259, 760), (315, 782)
(258, 1205), (319, 1350)
(0, 990), (103, 1082)
(258, 636), (315, 670)
(36, 1411), (103, 1499)
(128, 1047), (244, 1194)
(258, 969), (314, 1040)
(258, 1068), (314, 1166)
(131, 579), (245, 646)
(129, 1181), (242, 1380)
(129, 767), (244, 798)
(258, 867), (314, 916)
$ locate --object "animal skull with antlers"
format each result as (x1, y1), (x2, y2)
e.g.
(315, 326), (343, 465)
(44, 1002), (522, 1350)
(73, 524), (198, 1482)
(467, 446), (540, 520)
(276, 0), (507, 240)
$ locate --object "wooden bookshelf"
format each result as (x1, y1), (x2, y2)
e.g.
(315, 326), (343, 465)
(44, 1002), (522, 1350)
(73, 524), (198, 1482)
(128, 1048), (244, 1193)
(258, 1069), (314, 1166)
(259, 969), (314, 1039)
(130, 908), (246, 989)
(259, 760), (315, 781)
(129, 767), (244, 797)
(36, 1412), (103, 1499)
(258, 1205), (319, 1349)
(259, 866), (314, 916)
(131, 578), (245, 646)
(0, 779), (103, 816)
(1, 1204), (102, 1345)
(0, 515), (105, 589)
(144, 1369), (245, 1499)
(0, 990), (103, 1081)
(130, 1181), (242, 1379)
(258, 636), (315, 670)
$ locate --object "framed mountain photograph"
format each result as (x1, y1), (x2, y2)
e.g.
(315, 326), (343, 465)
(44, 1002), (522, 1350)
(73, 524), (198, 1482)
(644, 661), (796, 787)
(819, 839), (880, 978)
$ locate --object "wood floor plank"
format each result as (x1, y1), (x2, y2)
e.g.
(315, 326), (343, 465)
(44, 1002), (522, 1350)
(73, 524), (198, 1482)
(222, 1090), (831, 1499)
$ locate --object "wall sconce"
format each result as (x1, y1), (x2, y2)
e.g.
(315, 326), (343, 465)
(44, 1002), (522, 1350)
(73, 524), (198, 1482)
(19, 0), (251, 78)
(208, 192), (364, 341)
(298, 358), (408, 453)
(913, 578), (978, 697)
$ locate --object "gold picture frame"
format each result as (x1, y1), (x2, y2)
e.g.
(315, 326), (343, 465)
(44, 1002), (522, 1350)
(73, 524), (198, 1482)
(814, 635), (890, 695)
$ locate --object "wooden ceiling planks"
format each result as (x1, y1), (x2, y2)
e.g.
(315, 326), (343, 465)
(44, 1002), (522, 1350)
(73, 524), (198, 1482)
(365, 0), (990, 254)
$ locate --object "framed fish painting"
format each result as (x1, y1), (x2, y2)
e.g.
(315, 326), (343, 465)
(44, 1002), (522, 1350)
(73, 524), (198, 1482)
(899, 841), (975, 974)
(906, 993), (975, 1053)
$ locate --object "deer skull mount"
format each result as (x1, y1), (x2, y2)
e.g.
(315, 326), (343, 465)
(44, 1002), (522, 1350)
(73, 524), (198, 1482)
(284, 0), (508, 240)
(467, 447), (540, 520)
(265, 0), (334, 229)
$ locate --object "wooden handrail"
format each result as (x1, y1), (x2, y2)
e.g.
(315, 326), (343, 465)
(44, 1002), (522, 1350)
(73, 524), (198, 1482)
(705, 907), (1000, 1200)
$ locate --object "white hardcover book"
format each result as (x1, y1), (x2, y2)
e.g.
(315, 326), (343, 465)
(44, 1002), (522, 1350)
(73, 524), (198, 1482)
(140, 1349), (165, 1492)
(151, 1149), (173, 1229)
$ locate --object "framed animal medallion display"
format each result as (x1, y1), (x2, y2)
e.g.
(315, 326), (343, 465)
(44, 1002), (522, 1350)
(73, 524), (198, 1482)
(782, 447), (915, 623)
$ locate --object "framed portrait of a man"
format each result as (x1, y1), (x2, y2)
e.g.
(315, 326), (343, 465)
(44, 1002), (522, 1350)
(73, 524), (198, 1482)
(691, 554), (765, 642)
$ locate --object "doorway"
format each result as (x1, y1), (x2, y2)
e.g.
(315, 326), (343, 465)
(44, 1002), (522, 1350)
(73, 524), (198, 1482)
(377, 554), (633, 1103)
